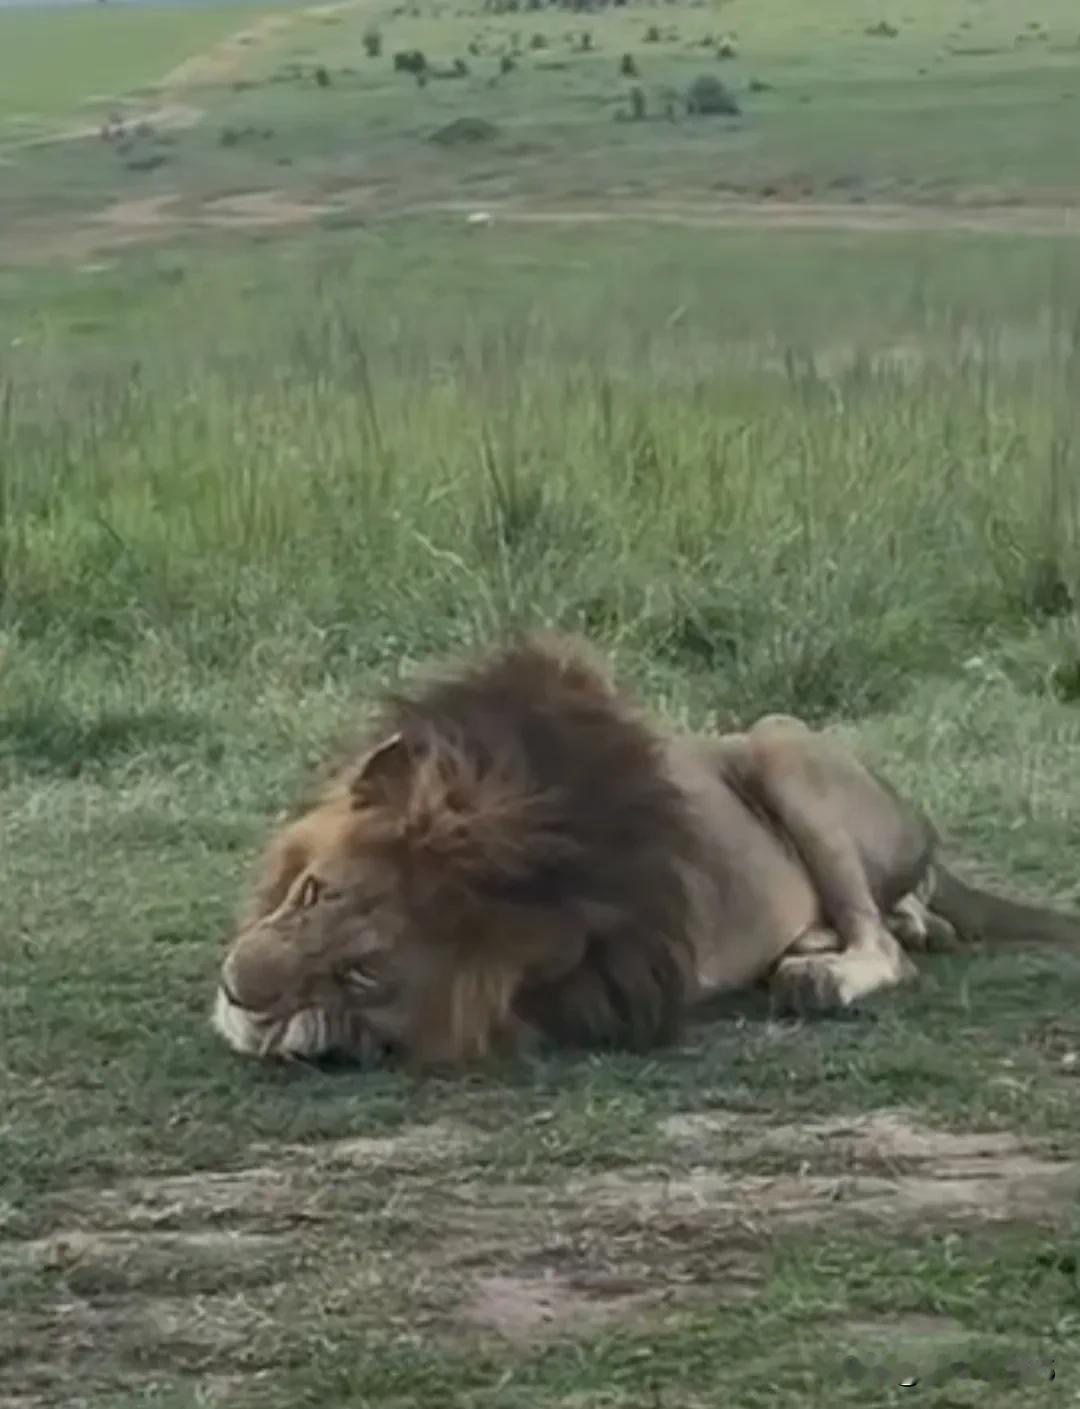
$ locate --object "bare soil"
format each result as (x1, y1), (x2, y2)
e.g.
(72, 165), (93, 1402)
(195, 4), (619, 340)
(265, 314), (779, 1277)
(7, 190), (1080, 268)
(2, 1107), (1074, 1401)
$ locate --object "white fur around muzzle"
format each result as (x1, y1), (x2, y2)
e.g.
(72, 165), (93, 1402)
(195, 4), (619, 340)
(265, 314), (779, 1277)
(211, 987), (335, 1060)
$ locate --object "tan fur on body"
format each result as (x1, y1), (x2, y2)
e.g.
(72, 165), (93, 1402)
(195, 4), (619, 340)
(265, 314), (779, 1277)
(213, 634), (1080, 1070)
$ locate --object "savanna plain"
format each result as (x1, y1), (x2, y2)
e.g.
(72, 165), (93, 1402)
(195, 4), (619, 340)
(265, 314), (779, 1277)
(2, 0), (1080, 1403)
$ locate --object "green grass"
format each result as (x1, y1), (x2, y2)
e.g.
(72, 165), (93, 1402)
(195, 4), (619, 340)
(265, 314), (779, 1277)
(3, 0), (1080, 1403)
(2, 0), (1079, 241)
(4, 225), (1080, 1405)
(5, 225), (1080, 714)
(0, 1), (281, 126)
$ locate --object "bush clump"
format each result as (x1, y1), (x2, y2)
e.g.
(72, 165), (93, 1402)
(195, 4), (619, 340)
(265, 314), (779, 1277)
(685, 73), (740, 115)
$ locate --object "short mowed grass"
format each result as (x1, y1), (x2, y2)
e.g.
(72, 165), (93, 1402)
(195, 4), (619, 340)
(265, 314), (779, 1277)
(3, 220), (1080, 1405)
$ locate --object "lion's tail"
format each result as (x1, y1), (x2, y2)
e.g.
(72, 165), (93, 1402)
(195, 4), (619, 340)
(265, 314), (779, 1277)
(931, 863), (1080, 949)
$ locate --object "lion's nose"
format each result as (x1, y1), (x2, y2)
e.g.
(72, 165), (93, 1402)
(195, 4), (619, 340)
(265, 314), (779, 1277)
(211, 983), (269, 1056)
(218, 933), (303, 1014)
(219, 973), (252, 1010)
(218, 954), (249, 1009)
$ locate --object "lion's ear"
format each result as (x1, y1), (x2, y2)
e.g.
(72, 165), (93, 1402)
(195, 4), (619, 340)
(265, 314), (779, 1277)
(349, 733), (413, 809)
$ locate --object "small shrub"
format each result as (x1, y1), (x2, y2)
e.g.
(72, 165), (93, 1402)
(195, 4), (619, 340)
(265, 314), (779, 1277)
(314, 64), (332, 87)
(125, 153), (168, 172)
(429, 116), (500, 144)
(644, 25), (661, 42)
(363, 27), (383, 57)
(393, 48), (428, 73)
(685, 72), (739, 115)
(620, 52), (639, 77)
(629, 85), (646, 119)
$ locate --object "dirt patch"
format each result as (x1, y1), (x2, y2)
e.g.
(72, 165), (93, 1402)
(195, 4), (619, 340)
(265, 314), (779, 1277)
(413, 197), (1080, 238)
(18, 1286), (275, 1352)
(586, 1109), (1080, 1230)
(7, 192), (1080, 269)
(2, 1110), (1075, 1400)
(1, 187), (333, 264)
(8, 103), (204, 154)
(43, 1166), (307, 1233)
(2, 0), (366, 160)
(158, 0), (370, 94)
(462, 1270), (659, 1341)
(660, 1108), (1053, 1170)
(22, 1121), (481, 1235)
(160, 15), (298, 90)
(200, 190), (337, 227)
(569, 1157), (1073, 1230)
(6, 1227), (282, 1274)
(90, 194), (180, 231)
(1, 1281), (291, 1404)
(304, 1116), (481, 1167)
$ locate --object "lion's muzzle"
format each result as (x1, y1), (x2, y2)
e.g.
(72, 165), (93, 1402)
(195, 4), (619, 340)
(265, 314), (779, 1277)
(211, 983), (390, 1066)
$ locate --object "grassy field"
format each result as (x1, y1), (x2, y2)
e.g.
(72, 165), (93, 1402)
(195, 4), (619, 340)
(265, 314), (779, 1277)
(2, 0), (1080, 1405)
(1, 0), (1079, 237)
(0, 1), (283, 127)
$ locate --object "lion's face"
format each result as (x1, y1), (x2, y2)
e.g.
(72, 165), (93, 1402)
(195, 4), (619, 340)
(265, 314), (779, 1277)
(213, 635), (701, 1070)
(213, 855), (420, 1064)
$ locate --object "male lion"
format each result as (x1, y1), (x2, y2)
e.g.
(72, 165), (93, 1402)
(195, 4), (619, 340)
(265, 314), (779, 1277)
(212, 633), (1080, 1069)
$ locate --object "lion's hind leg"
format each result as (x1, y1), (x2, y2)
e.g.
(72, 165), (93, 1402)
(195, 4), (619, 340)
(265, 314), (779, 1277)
(887, 890), (961, 953)
(738, 719), (924, 961)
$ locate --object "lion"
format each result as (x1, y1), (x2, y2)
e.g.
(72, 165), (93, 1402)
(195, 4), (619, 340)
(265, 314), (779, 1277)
(212, 632), (1080, 1070)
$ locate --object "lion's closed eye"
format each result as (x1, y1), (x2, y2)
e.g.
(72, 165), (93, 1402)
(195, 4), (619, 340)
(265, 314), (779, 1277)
(297, 872), (352, 905)
(294, 874), (324, 908)
(343, 967), (380, 994)
(340, 953), (397, 1005)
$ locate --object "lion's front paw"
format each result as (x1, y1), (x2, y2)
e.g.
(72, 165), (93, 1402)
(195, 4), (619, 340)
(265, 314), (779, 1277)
(769, 954), (863, 1015)
(769, 938), (916, 1016)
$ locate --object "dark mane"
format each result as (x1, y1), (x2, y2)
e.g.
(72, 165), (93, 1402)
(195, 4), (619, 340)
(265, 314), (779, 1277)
(356, 633), (702, 1055)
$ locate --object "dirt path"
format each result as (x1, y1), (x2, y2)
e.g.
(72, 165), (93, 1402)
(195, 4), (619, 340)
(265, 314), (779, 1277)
(7, 189), (1080, 267)
(6, 103), (205, 154)
(0, 0), (372, 156)
(1, 1109), (1074, 1403)
(157, 11), (299, 91)
(410, 196), (1080, 238)
(137, 0), (373, 101)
